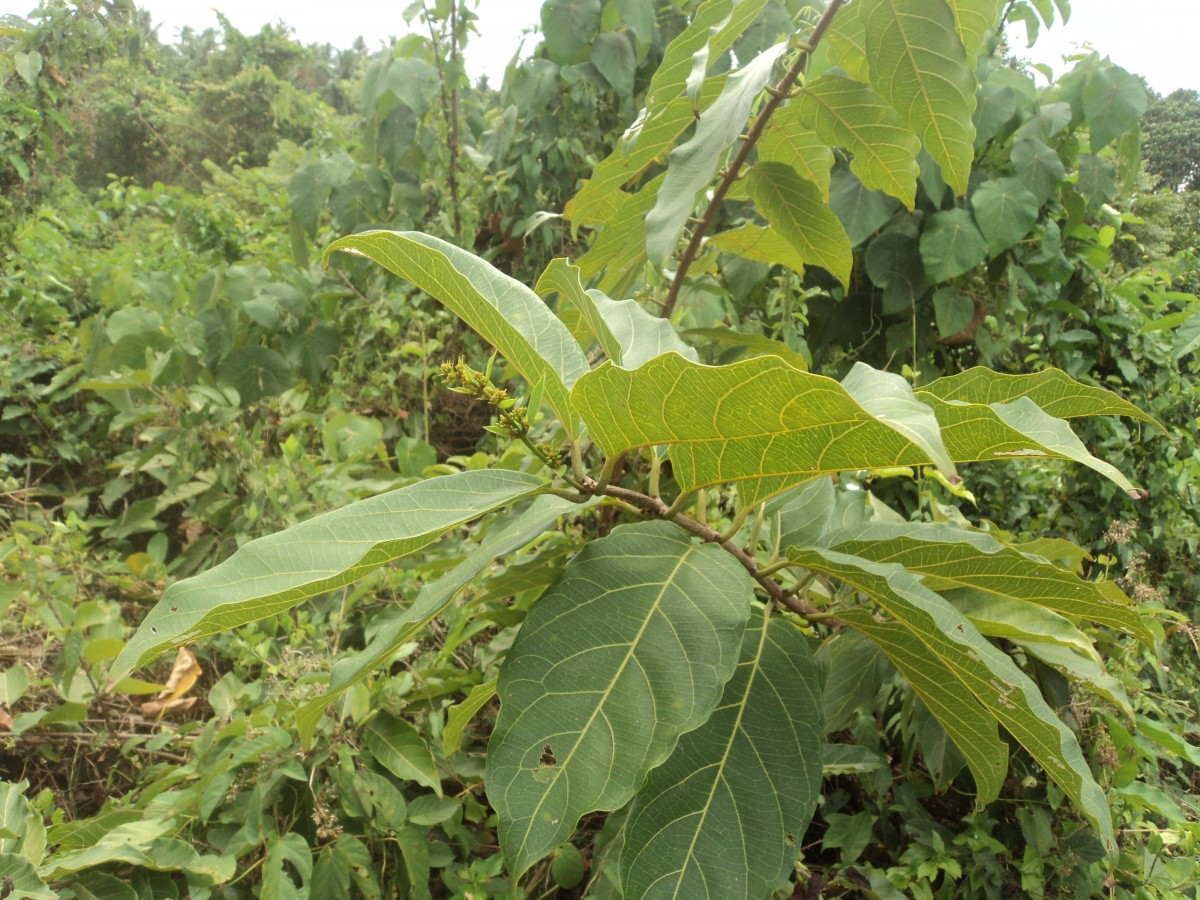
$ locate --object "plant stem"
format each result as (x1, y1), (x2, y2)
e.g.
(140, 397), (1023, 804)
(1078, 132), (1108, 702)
(660, 0), (846, 318)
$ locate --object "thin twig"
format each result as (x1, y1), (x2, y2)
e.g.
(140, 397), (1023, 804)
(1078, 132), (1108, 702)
(660, 0), (846, 318)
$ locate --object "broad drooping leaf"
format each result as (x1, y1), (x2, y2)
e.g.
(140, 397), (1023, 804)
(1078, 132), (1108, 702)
(535, 259), (698, 369)
(836, 608), (1007, 803)
(921, 366), (1162, 427)
(865, 231), (929, 313)
(860, 0), (977, 194)
(748, 161), (853, 287)
(619, 615), (822, 899)
(826, 522), (1153, 643)
(487, 521), (755, 878)
(324, 231), (589, 435)
(646, 41), (788, 267)
(576, 174), (663, 296)
(1011, 137), (1066, 203)
(109, 470), (547, 684)
(796, 74), (921, 207)
(540, 0), (601, 65)
(293, 494), (591, 746)
(789, 548), (1116, 854)
(970, 177), (1042, 256)
(573, 353), (1141, 504)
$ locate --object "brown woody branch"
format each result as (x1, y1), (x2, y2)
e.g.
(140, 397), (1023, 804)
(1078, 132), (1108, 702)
(660, 0), (846, 318)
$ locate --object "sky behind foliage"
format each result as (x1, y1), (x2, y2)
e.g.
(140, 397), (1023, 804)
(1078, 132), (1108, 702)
(1, 0), (1196, 94)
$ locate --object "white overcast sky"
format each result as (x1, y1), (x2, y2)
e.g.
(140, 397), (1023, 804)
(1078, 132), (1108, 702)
(2, 0), (1197, 94)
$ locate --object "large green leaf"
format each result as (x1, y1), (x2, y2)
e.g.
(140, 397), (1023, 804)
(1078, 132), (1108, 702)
(536, 259), (698, 369)
(572, 353), (1141, 504)
(573, 354), (944, 504)
(865, 231), (929, 313)
(707, 224), (808, 277)
(109, 470), (547, 684)
(970, 176), (1042, 256)
(541, 0), (601, 64)
(796, 74), (921, 207)
(946, 0), (1005, 61)
(748, 161), (853, 287)
(619, 615), (822, 899)
(364, 713), (441, 794)
(920, 208), (989, 281)
(1083, 64), (1147, 151)
(293, 494), (589, 746)
(826, 522), (1153, 644)
(324, 232), (589, 435)
(921, 366), (1161, 427)
(837, 608), (1006, 803)
(576, 175), (663, 297)
(790, 548), (1116, 854)
(1011, 137), (1066, 203)
(861, 0), (977, 194)
(646, 41), (788, 267)
(758, 102), (835, 200)
(487, 521), (755, 878)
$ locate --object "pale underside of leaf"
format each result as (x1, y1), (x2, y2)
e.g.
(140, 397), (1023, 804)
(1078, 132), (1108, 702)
(837, 608), (1006, 804)
(292, 495), (589, 746)
(707, 224), (807, 276)
(946, 0), (1005, 61)
(487, 521), (755, 878)
(791, 548), (1116, 855)
(109, 469), (547, 685)
(796, 74), (920, 207)
(576, 174), (663, 298)
(536, 258), (698, 369)
(324, 231), (588, 436)
(758, 102), (835, 200)
(921, 366), (1161, 428)
(827, 522), (1152, 644)
(619, 614), (823, 899)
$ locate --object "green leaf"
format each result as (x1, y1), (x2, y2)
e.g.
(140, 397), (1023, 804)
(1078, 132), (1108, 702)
(0, 854), (53, 900)
(758, 102), (836, 200)
(572, 354), (929, 504)
(646, 41), (788, 267)
(541, 0), (601, 64)
(619, 615), (822, 899)
(817, 628), (893, 733)
(576, 175), (662, 297)
(829, 168), (902, 246)
(708, 224), (807, 277)
(365, 713), (441, 794)
(591, 31), (636, 95)
(0, 780), (45, 865)
(443, 679), (498, 756)
(748, 161), (853, 287)
(109, 470), (547, 684)
(1083, 64), (1147, 151)
(487, 521), (755, 878)
(289, 161), (334, 236)
(293, 494), (588, 746)
(796, 74), (921, 207)
(837, 608), (1007, 803)
(13, 50), (43, 87)
(861, 0), (977, 194)
(970, 177), (1041, 256)
(790, 548), (1115, 853)
(946, 0), (1005, 61)
(827, 523), (1153, 644)
(920, 208), (989, 281)
(973, 83), (1017, 145)
(683, 325), (810, 371)
(536, 259), (698, 368)
(841, 363), (957, 481)
(324, 232), (589, 435)
(933, 287), (977, 339)
(921, 366), (1161, 427)
(262, 832), (312, 900)
(1011, 138), (1066, 203)
(215, 346), (291, 405)
(865, 231), (929, 313)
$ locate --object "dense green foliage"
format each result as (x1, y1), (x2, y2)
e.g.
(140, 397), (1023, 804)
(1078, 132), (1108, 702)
(2, 1), (1198, 897)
